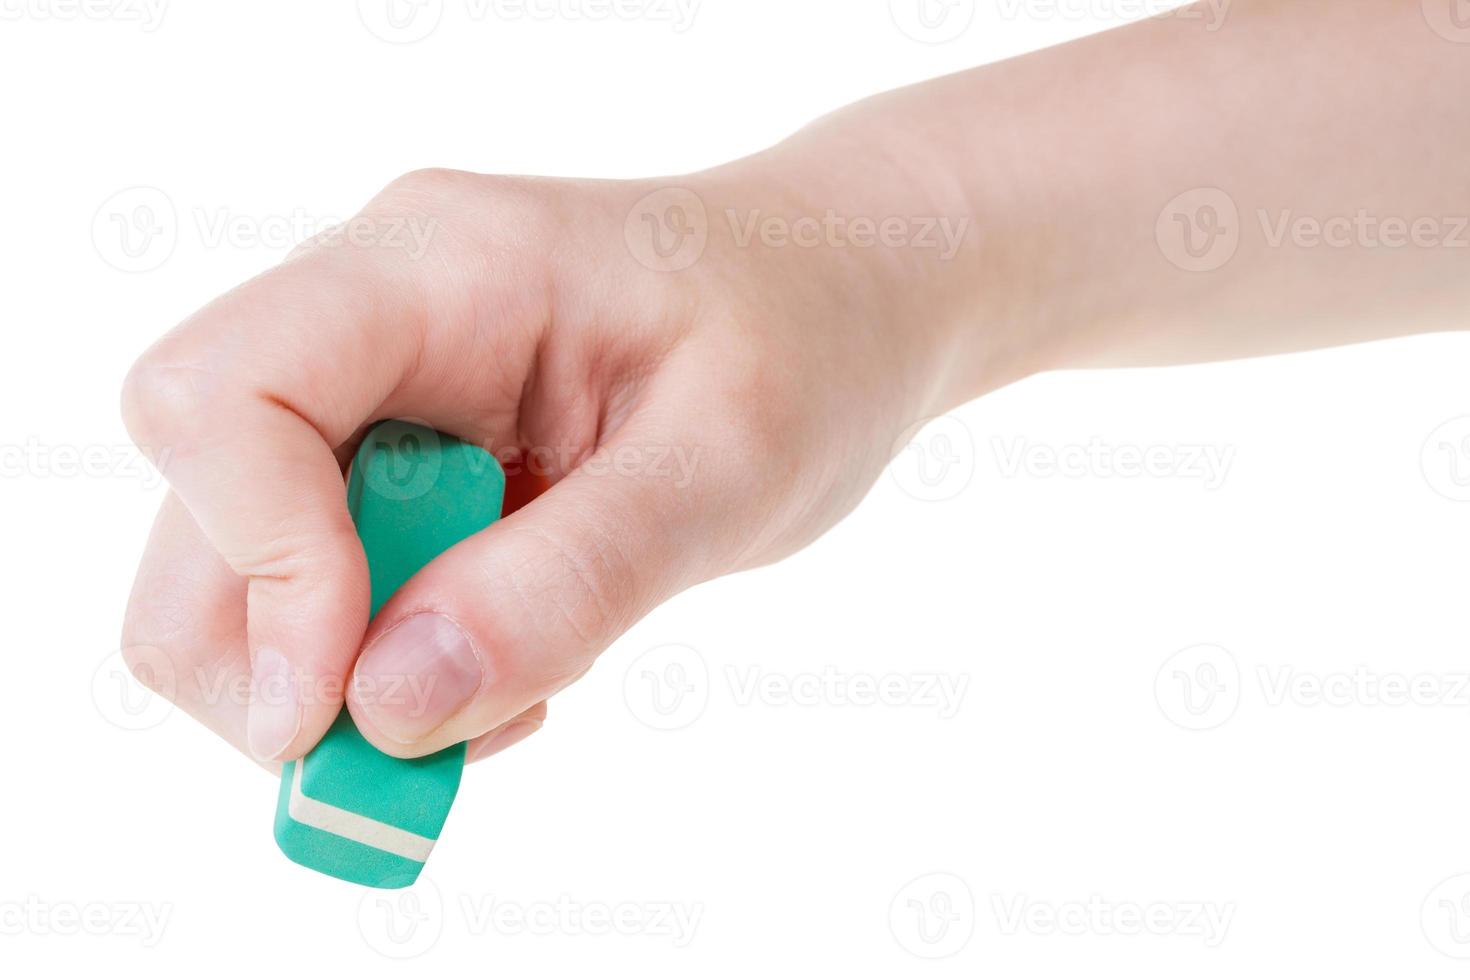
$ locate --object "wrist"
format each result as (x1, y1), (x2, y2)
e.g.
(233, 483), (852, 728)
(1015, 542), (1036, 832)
(684, 151), (996, 430)
(720, 95), (1044, 418)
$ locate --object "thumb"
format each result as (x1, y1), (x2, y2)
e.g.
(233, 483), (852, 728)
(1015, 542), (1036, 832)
(344, 419), (720, 757)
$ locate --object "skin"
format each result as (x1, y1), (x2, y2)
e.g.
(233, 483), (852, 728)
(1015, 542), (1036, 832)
(119, 0), (1470, 769)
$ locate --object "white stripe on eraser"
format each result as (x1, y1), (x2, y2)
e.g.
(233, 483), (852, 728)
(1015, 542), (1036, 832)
(288, 757), (437, 863)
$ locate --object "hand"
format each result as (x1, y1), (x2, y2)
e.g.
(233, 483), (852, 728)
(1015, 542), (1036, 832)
(119, 163), (966, 767)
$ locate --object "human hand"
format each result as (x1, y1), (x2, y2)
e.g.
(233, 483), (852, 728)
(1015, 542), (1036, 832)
(119, 161), (972, 767)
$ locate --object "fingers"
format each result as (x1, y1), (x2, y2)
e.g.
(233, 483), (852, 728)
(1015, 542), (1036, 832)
(345, 410), (723, 758)
(120, 494), (269, 768)
(465, 702), (547, 764)
(117, 220), (539, 762)
(120, 490), (547, 768)
(120, 260), (399, 762)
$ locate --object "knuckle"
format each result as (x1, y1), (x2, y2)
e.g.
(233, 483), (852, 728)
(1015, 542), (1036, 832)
(378, 167), (480, 204)
(714, 370), (801, 475)
(119, 641), (180, 699)
(497, 516), (640, 662)
(372, 169), (567, 251)
(120, 354), (225, 450)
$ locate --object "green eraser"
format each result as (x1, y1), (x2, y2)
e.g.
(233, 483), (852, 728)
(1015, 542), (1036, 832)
(273, 419), (505, 888)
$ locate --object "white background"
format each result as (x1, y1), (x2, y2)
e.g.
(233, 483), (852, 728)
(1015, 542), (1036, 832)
(3, 0), (1470, 976)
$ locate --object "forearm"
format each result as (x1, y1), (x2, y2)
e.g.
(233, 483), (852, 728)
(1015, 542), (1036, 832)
(739, 0), (1470, 412)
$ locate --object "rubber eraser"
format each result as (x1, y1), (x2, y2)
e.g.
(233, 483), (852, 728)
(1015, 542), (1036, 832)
(273, 420), (505, 888)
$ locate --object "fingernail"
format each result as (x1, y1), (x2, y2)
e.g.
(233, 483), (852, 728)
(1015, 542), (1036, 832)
(247, 647), (301, 761)
(468, 719), (542, 763)
(354, 613), (484, 743)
